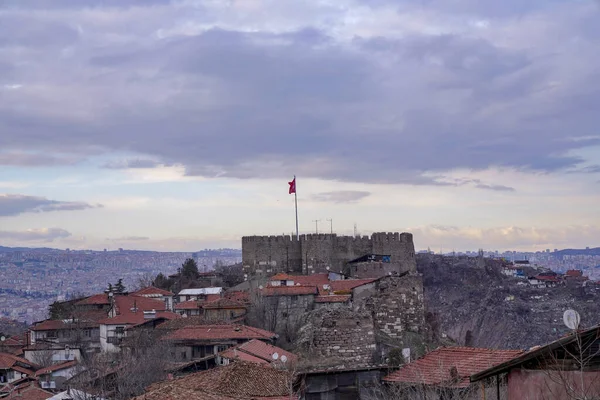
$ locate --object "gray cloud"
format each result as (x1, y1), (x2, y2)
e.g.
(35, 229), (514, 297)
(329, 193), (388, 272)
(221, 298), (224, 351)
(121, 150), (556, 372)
(0, 228), (71, 242)
(566, 165), (600, 174)
(474, 184), (516, 192)
(312, 191), (371, 203)
(0, 194), (101, 216)
(102, 159), (171, 169)
(0, 152), (81, 167)
(107, 236), (150, 241)
(0, 1), (599, 184)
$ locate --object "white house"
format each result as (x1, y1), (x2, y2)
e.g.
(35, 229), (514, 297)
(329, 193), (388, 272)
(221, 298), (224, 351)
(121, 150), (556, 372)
(131, 287), (175, 312)
(177, 287), (223, 302)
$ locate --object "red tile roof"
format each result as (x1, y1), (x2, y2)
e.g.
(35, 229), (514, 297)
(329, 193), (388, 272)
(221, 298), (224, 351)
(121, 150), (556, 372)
(220, 348), (269, 364)
(383, 347), (523, 388)
(133, 361), (297, 400)
(261, 286), (317, 296)
(99, 311), (180, 325)
(35, 360), (77, 376)
(566, 269), (583, 277)
(162, 325), (276, 342)
(329, 278), (377, 293)
(174, 300), (203, 310)
(2, 382), (53, 400)
(314, 295), (351, 303)
(269, 273), (292, 280)
(30, 319), (99, 331)
(268, 273), (330, 294)
(202, 298), (247, 310)
(0, 353), (37, 372)
(75, 293), (110, 305)
(224, 291), (250, 303)
(132, 286), (175, 296)
(235, 339), (297, 364)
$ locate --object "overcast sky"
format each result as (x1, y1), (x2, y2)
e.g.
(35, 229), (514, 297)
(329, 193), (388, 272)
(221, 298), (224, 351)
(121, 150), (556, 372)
(1, 0), (599, 252)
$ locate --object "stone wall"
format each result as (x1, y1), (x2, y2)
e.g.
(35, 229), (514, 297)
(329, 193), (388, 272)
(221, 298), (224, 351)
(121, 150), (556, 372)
(349, 261), (409, 279)
(353, 274), (426, 338)
(297, 309), (377, 368)
(242, 232), (417, 277)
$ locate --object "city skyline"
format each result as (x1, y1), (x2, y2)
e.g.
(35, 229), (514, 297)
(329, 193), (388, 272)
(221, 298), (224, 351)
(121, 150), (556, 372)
(1, 0), (599, 252)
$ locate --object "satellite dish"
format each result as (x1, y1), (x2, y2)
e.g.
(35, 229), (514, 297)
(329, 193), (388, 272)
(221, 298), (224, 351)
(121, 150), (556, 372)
(280, 355), (288, 363)
(258, 285), (263, 290)
(0, 336), (5, 342)
(272, 352), (279, 360)
(326, 266), (330, 271)
(563, 309), (580, 330)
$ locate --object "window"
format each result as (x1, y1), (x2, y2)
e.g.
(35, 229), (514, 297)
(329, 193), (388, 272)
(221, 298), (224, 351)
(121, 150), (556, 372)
(115, 327), (125, 335)
(181, 351), (187, 360)
(46, 331), (57, 338)
(291, 295), (298, 302)
(216, 345), (228, 353)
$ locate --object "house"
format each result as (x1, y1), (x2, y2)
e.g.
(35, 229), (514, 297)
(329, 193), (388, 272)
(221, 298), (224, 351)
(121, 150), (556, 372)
(502, 266), (525, 279)
(177, 287), (222, 302)
(173, 293), (221, 317)
(0, 353), (38, 385)
(97, 294), (180, 352)
(383, 347), (523, 399)
(218, 339), (297, 367)
(36, 360), (80, 391)
(132, 361), (297, 399)
(471, 325), (600, 399)
(0, 380), (53, 399)
(201, 298), (247, 321)
(47, 388), (107, 400)
(23, 343), (82, 366)
(131, 286), (175, 311)
(29, 319), (101, 352)
(161, 324), (277, 362)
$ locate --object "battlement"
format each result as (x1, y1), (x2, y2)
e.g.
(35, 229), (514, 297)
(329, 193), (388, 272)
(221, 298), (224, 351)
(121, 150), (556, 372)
(243, 231), (416, 276)
(242, 235), (298, 243)
(371, 232), (413, 243)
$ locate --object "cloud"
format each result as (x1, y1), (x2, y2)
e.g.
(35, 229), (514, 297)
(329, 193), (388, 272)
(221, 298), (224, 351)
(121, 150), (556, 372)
(0, 228), (71, 242)
(0, 194), (101, 216)
(411, 225), (600, 251)
(0, 1), (598, 185)
(566, 165), (600, 174)
(474, 184), (516, 192)
(102, 159), (171, 169)
(312, 190), (371, 203)
(107, 236), (150, 241)
(0, 152), (81, 167)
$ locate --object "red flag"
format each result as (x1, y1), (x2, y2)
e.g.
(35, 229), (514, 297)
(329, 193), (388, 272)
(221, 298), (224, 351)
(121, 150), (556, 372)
(288, 177), (296, 194)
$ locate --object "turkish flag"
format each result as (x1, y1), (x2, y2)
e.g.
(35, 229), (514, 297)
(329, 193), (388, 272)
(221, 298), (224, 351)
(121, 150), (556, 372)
(288, 177), (296, 194)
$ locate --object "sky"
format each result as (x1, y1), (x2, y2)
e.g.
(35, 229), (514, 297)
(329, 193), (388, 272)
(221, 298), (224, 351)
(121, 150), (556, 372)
(0, 0), (599, 252)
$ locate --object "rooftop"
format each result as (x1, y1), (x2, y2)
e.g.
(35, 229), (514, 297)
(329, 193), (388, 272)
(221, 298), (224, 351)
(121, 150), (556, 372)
(162, 324), (276, 342)
(261, 286), (317, 297)
(133, 361), (297, 400)
(383, 347), (523, 388)
(179, 288), (223, 296)
(132, 286), (175, 297)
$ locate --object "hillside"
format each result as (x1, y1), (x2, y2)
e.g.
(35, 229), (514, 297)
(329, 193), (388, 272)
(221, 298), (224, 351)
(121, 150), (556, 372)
(418, 254), (599, 350)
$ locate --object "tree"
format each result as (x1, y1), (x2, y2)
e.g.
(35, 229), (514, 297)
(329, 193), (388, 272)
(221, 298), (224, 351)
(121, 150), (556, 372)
(106, 283), (114, 293)
(181, 258), (199, 280)
(114, 278), (126, 294)
(152, 273), (172, 291)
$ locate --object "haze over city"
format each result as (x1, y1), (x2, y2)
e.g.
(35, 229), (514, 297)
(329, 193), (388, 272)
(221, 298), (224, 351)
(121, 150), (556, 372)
(1, 0), (599, 252)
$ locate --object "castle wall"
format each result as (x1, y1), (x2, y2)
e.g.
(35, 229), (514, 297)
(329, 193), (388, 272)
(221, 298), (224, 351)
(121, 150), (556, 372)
(242, 232), (416, 277)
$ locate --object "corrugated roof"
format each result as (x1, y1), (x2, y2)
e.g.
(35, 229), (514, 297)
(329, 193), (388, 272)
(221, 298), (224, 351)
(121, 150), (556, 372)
(220, 348), (269, 364)
(179, 288), (223, 296)
(236, 339), (297, 364)
(383, 347), (523, 388)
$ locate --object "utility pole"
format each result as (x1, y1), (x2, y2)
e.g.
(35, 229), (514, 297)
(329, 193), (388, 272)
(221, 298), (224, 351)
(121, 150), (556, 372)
(326, 218), (333, 234)
(354, 223), (357, 237)
(312, 219), (321, 234)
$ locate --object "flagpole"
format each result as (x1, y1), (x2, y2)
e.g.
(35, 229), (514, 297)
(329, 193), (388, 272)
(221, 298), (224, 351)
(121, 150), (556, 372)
(294, 175), (299, 240)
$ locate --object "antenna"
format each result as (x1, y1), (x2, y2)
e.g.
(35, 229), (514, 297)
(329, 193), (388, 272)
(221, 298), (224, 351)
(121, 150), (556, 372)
(354, 223), (357, 237)
(312, 220), (321, 234)
(326, 218), (333, 234)
(563, 309), (580, 331)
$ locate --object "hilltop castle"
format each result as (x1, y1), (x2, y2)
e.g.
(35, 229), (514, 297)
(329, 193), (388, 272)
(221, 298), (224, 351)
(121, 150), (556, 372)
(242, 232), (416, 276)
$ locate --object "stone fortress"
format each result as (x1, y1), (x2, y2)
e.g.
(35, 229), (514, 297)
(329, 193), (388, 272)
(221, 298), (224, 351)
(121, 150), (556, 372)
(242, 232), (417, 276)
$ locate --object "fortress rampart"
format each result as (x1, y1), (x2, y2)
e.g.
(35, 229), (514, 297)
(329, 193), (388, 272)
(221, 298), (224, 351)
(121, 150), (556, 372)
(242, 232), (416, 276)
